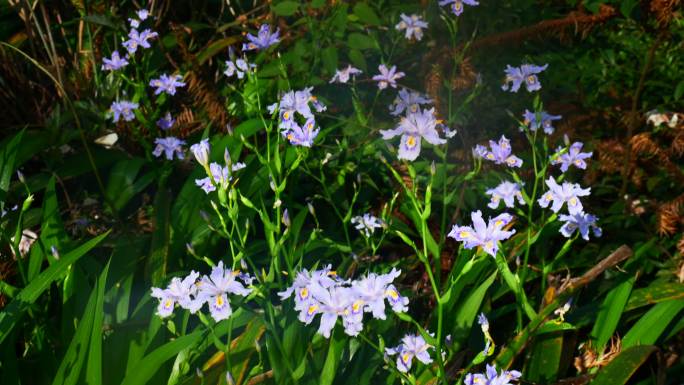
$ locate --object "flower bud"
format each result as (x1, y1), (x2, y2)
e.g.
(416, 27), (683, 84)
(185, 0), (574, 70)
(190, 139), (211, 167)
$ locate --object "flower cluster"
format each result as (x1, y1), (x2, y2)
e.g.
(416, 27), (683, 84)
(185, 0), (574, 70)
(550, 142), (593, 173)
(395, 14), (428, 41)
(502, 64), (548, 93)
(190, 139), (246, 194)
(474, 136), (523, 168)
(448, 210), (516, 257)
(522, 109), (562, 134)
(150, 262), (253, 322)
(385, 333), (434, 372)
(464, 364), (521, 385)
(351, 213), (384, 237)
(439, 0), (480, 16)
(485, 181), (525, 209)
(224, 57), (256, 79)
(279, 266), (408, 338)
(268, 87), (326, 147)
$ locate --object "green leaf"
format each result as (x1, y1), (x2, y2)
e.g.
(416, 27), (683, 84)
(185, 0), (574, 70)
(353, 3), (381, 25)
(105, 158), (153, 212)
(590, 276), (635, 351)
(348, 49), (367, 72)
(347, 32), (376, 51)
(450, 272), (496, 344)
(0, 129), (23, 211)
(0, 231), (109, 345)
(146, 188), (171, 286)
(52, 261), (109, 385)
(120, 331), (204, 385)
(590, 345), (657, 385)
(625, 280), (684, 311)
(320, 329), (346, 385)
(272, 1), (299, 16)
(622, 299), (684, 348)
(674, 80), (684, 101)
(619, 0), (639, 18)
(525, 331), (566, 383)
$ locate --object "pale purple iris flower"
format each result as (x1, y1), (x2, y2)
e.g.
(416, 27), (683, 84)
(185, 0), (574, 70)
(150, 271), (202, 317)
(195, 162), (245, 194)
(551, 142), (593, 172)
(395, 14), (428, 41)
(502, 64), (548, 93)
(474, 135), (523, 168)
(242, 24), (280, 51)
(389, 88), (432, 116)
(123, 28), (158, 54)
(196, 261), (252, 322)
(380, 107), (446, 161)
(282, 118), (320, 147)
(385, 334), (434, 372)
(110, 100), (138, 122)
(137, 9), (150, 20)
(522, 109), (562, 134)
(438, 0), (480, 16)
(352, 268), (408, 319)
(102, 50), (128, 71)
(156, 112), (175, 130)
(330, 65), (362, 84)
(316, 286), (365, 338)
(559, 212), (602, 240)
(464, 364), (522, 385)
(152, 137), (186, 160)
(448, 210), (516, 257)
(278, 266), (340, 325)
(351, 213), (384, 237)
(268, 87), (320, 129)
(190, 138), (210, 167)
(225, 58), (255, 79)
(150, 74), (186, 96)
(538, 177), (591, 215)
(486, 181), (525, 209)
(372, 64), (405, 90)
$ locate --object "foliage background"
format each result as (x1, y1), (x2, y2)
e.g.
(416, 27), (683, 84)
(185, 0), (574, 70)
(0, 1), (683, 385)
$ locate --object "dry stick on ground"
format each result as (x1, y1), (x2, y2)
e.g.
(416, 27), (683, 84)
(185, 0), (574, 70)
(494, 245), (633, 370)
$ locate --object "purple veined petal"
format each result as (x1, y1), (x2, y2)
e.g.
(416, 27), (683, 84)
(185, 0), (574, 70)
(207, 293), (233, 321)
(397, 134), (422, 161)
(317, 312), (338, 338)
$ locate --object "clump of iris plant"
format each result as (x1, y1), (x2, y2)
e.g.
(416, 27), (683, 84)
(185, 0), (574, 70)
(373, 64), (405, 90)
(385, 333), (434, 372)
(152, 137), (186, 160)
(330, 65), (362, 84)
(395, 14), (428, 41)
(448, 210), (516, 257)
(464, 364), (522, 385)
(109, 100), (139, 123)
(474, 136), (523, 168)
(485, 181), (525, 209)
(242, 24), (280, 51)
(502, 64), (548, 93)
(522, 109), (562, 134)
(278, 266), (408, 338)
(537, 177), (591, 215)
(351, 213), (384, 237)
(439, 0), (480, 16)
(550, 142), (593, 173)
(380, 107), (446, 161)
(559, 212), (602, 240)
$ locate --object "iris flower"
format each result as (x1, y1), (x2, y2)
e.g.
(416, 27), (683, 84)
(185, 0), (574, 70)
(196, 261), (252, 322)
(152, 137), (186, 160)
(502, 64), (548, 93)
(559, 212), (602, 240)
(242, 25), (280, 51)
(486, 181), (525, 209)
(372, 64), (405, 90)
(395, 14), (428, 41)
(102, 50), (128, 71)
(330, 65), (362, 84)
(448, 210), (516, 257)
(351, 213), (384, 237)
(522, 109), (562, 134)
(385, 334), (434, 372)
(438, 0), (480, 16)
(110, 100), (138, 122)
(550, 142), (592, 172)
(150, 74), (186, 96)
(150, 271), (202, 317)
(537, 177), (591, 215)
(380, 107), (446, 161)
(474, 135), (523, 167)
